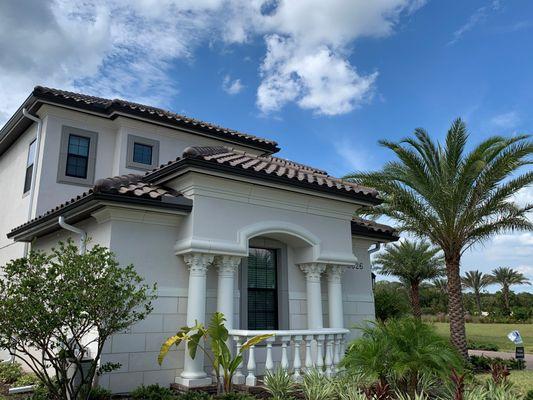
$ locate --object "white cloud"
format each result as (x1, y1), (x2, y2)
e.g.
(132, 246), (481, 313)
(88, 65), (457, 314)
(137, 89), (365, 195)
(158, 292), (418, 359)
(222, 75), (244, 95)
(448, 0), (501, 45)
(490, 111), (521, 130)
(333, 139), (376, 172)
(0, 0), (424, 122)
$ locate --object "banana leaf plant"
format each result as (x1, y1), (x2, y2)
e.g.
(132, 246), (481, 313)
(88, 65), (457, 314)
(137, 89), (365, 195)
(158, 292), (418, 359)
(158, 312), (272, 394)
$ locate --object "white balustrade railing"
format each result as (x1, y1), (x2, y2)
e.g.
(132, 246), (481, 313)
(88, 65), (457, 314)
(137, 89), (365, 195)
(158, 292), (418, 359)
(229, 328), (349, 386)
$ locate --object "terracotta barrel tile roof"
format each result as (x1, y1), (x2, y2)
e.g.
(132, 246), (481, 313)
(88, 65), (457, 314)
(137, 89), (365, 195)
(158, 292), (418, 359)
(31, 86), (279, 152)
(8, 175), (190, 238)
(351, 217), (399, 241)
(145, 146), (381, 203)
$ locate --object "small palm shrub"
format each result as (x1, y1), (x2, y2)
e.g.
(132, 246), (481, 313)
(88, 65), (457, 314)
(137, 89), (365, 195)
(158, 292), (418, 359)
(301, 369), (335, 400)
(85, 386), (113, 400)
(131, 384), (177, 400)
(264, 368), (297, 400)
(177, 391), (211, 400)
(0, 362), (23, 384)
(341, 318), (462, 396)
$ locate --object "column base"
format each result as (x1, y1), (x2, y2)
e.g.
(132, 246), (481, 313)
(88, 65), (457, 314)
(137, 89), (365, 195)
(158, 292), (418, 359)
(175, 376), (213, 387)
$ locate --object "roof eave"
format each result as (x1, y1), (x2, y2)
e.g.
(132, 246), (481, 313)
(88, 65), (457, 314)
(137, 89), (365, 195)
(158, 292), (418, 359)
(146, 158), (383, 206)
(7, 193), (193, 242)
(351, 224), (399, 242)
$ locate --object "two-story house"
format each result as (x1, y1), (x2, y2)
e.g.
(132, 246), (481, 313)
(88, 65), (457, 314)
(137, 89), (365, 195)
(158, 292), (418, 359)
(0, 86), (397, 393)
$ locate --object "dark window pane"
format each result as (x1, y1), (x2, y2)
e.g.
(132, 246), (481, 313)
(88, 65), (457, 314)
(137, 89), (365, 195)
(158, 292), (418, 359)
(68, 135), (90, 156)
(133, 143), (152, 165)
(247, 248), (277, 330)
(23, 165), (33, 193)
(65, 135), (90, 178)
(27, 140), (36, 167)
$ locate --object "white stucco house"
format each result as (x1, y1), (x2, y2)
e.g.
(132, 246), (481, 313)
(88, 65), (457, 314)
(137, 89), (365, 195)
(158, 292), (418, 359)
(0, 87), (398, 393)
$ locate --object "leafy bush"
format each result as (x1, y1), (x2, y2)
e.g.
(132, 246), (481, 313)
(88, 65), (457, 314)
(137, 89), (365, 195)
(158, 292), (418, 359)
(0, 362), (22, 384)
(469, 355), (526, 372)
(86, 386), (113, 400)
(373, 282), (410, 321)
(0, 240), (155, 400)
(215, 393), (256, 400)
(341, 318), (462, 396)
(264, 368), (297, 400)
(301, 369), (335, 400)
(512, 307), (532, 322)
(525, 389), (533, 400)
(131, 384), (177, 400)
(14, 373), (40, 387)
(176, 391), (211, 400)
(467, 341), (499, 351)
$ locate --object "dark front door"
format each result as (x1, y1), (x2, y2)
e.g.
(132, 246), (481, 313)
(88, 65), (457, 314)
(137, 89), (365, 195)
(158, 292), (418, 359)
(247, 248), (278, 330)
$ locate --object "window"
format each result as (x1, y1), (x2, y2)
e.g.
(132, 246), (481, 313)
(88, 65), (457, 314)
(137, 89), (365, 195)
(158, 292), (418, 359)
(57, 126), (98, 186)
(133, 142), (153, 165)
(66, 135), (90, 178)
(247, 248), (278, 330)
(23, 140), (36, 194)
(126, 135), (159, 170)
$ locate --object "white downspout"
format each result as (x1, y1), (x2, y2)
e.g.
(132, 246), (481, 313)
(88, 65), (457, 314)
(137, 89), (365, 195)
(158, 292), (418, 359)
(21, 109), (43, 257)
(58, 216), (87, 255)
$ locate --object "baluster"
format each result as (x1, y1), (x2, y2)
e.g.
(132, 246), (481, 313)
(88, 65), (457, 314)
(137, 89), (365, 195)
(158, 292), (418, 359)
(265, 337), (275, 375)
(325, 334), (334, 377)
(292, 335), (303, 382)
(281, 336), (290, 371)
(304, 335), (314, 371)
(245, 344), (256, 386)
(333, 334), (341, 373)
(232, 336), (245, 384)
(316, 334), (325, 373)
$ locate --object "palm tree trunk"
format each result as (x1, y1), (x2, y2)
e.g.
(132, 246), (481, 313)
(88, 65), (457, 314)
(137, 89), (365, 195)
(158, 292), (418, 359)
(503, 285), (510, 315)
(475, 291), (482, 316)
(445, 252), (468, 359)
(409, 282), (422, 319)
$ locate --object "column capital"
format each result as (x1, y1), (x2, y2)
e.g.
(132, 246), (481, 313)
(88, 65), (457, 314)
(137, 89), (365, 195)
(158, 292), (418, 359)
(327, 264), (346, 282)
(299, 262), (326, 282)
(183, 253), (215, 276)
(215, 255), (242, 275)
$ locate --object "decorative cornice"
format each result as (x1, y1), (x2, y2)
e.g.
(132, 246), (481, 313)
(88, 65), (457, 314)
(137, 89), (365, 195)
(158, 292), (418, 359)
(299, 263), (327, 282)
(183, 252), (215, 276)
(215, 255), (242, 275)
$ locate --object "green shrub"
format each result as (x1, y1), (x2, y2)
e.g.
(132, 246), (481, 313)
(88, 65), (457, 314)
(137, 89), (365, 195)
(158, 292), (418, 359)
(467, 341), (499, 351)
(264, 368), (297, 400)
(0, 362), (23, 384)
(525, 389), (533, 400)
(177, 391), (211, 400)
(512, 307), (532, 322)
(301, 369), (335, 400)
(131, 384), (177, 400)
(341, 318), (462, 396)
(373, 282), (410, 321)
(469, 355), (525, 372)
(14, 373), (40, 387)
(86, 386), (113, 400)
(215, 393), (255, 400)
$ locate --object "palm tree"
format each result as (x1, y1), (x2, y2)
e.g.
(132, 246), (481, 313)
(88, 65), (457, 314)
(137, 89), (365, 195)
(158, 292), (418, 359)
(461, 270), (492, 316)
(373, 240), (444, 319)
(345, 119), (532, 358)
(489, 267), (531, 315)
(432, 278), (448, 295)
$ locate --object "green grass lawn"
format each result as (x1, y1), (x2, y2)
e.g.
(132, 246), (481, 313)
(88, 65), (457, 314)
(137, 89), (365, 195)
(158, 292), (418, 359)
(432, 322), (533, 353)
(478, 370), (533, 397)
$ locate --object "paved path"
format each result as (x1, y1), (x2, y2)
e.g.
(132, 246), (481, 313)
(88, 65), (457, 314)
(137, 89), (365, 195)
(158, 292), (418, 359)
(469, 350), (532, 370)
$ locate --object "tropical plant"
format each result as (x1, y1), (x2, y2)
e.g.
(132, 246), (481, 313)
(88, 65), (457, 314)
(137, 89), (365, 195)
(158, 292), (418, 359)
(461, 270), (492, 315)
(0, 240), (155, 400)
(264, 368), (297, 400)
(301, 369), (336, 400)
(373, 240), (444, 318)
(0, 362), (23, 384)
(158, 312), (271, 394)
(489, 267), (531, 315)
(374, 281), (410, 320)
(341, 318), (462, 397)
(345, 119), (533, 358)
(131, 384), (177, 400)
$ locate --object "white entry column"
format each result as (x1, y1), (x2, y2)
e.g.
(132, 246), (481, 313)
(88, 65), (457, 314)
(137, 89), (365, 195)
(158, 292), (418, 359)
(327, 265), (345, 328)
(178, 252), (215, 387)
(215, 255), (241, 329)
(299, 263), (326, 329)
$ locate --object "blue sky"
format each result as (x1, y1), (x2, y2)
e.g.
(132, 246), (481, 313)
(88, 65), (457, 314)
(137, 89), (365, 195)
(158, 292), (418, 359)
(0, 0), (531, 292)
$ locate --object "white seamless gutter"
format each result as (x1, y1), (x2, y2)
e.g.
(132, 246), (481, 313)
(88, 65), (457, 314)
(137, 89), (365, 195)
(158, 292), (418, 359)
(58, 216), (87, 255)
(21, 109), (42, 256)
(368, 243), (381, 255)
